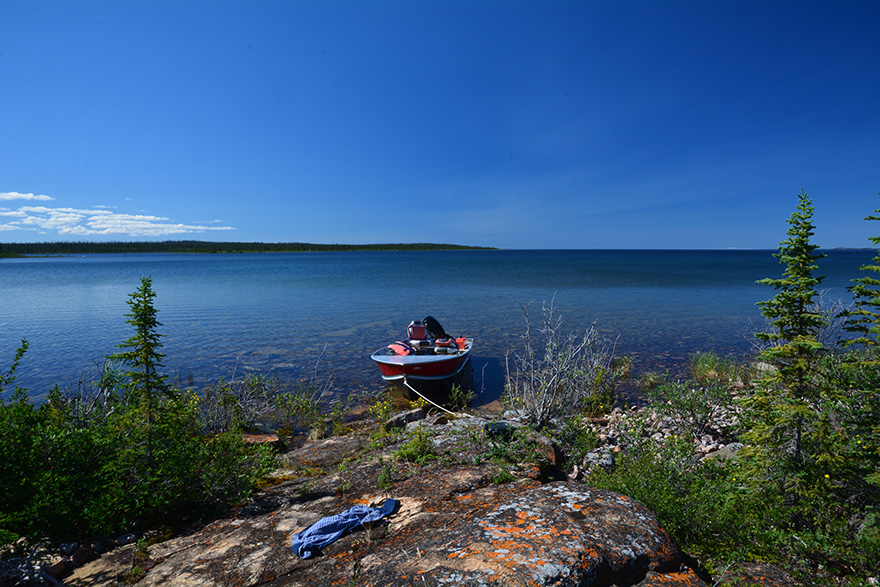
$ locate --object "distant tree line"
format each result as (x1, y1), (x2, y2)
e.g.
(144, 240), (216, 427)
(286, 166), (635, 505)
(0, 240), (495, 257)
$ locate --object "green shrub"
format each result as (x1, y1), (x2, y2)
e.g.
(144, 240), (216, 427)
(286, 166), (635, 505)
(553, 417), (600, 472)
(377, 459), (396, 490)
(394, 426), (436, 465)
(646, 376), (734, 440)
(0, 386), (278, 543)
(0, 281), (279, 545)
(447, 383), (474, 410)
(587, 435), (771, 562)
(479, 424), (547, 467)
(490, 469), (516, 484)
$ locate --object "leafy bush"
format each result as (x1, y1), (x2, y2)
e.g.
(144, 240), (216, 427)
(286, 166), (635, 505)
(472, 423), (548, 468)
(594, 345), (880, 582)
(377, 459), (396, 490)
(646, 376), (734, 440)
(0, 368), (278, 544)
(490, 469), (516, 484)
(0, 280), (279, 545)
(552, 416), (600, 472)
(447, 383), (474, 410)
(587, 429), (786, 569)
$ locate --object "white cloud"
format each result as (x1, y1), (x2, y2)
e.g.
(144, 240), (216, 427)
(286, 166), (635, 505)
(1, 193), (236, 237)
(0, 191), (54, 202)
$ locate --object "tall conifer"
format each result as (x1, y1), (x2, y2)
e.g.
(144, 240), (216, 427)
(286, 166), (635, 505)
(743, 190), (827, 506)
(112, 276), (168, 400)
(110, 276), (169, 484)
(846, 196), (880, 347)
(756, 190), (826, 348)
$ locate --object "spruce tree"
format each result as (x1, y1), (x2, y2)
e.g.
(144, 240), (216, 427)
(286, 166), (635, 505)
(756, 189), (826, 350)
(842, 199), (880, 494)
(112, 276), (168, 401)
(743, 190), (827, 508)
(110, 276), (170, 505)
(0, 339), (28, 398)
(846, 196), (880, 347)
(754, 189), (826, 401)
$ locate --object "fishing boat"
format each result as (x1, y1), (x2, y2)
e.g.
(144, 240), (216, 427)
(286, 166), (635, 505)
(370, 316), (473, 384)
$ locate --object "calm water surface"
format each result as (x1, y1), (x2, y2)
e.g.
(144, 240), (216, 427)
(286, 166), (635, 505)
(0, 249), (873, 404)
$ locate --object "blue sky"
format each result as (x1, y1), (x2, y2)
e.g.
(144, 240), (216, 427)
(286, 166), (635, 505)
(1, 1), (878, 249)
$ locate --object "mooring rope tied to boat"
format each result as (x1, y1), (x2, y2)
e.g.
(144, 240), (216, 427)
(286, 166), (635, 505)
(401, 376), (473, 419)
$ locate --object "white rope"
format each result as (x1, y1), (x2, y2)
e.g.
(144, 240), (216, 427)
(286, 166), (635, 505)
(402, 376), (473, 419)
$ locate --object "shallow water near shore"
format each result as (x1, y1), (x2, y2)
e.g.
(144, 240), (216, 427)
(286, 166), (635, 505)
(1, 249), (873, 405)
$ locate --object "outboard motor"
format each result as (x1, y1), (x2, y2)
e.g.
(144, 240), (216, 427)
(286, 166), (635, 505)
(423, 315), (447, 339)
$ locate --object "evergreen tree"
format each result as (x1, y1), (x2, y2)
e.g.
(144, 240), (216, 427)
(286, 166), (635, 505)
(754, 190), (826, 404)
(755, 190), (826, 349)
(110, 276), (169, 486)
(742, 190), (828, 511)
(112, 276), (168, 401)
(846, 196), (880, 347)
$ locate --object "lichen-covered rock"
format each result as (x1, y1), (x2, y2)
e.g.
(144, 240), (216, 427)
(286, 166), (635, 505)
(69, 420), (711, 587)
(82, 475), (705, 586)
(361, 482), (705, 587)
(280, 432), (369, 471)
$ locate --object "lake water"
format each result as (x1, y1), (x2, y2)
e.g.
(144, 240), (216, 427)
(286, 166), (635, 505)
(1, 249), (874, 405)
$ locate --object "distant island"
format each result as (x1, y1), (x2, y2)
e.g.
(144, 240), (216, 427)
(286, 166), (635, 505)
(0, 241), (496, 257)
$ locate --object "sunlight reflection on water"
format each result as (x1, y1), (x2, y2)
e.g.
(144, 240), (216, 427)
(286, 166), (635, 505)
(1, 249), (871, 405)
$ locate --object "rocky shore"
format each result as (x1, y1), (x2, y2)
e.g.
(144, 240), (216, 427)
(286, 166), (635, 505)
(570, 400), (742, 480)
(8, 403), (796, 587)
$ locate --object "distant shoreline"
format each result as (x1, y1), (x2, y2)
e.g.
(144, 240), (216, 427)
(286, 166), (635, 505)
(1, 242), (873, 258)
(0, 240), (497, 257)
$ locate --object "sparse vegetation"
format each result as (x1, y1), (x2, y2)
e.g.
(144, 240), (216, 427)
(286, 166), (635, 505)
(376, 458), (397, 489)
(393, 426), (436, 465)
(200, 363), (333, 435)
(646, 375), (735, 440)
(504, 296), (624, 429)
(447, 383), (475, 410)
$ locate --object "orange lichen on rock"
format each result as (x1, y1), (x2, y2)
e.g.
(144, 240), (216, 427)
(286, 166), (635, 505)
(76, 426), (716, 587)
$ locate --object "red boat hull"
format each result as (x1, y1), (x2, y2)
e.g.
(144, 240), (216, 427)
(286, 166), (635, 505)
(371, 338), (473, 381)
